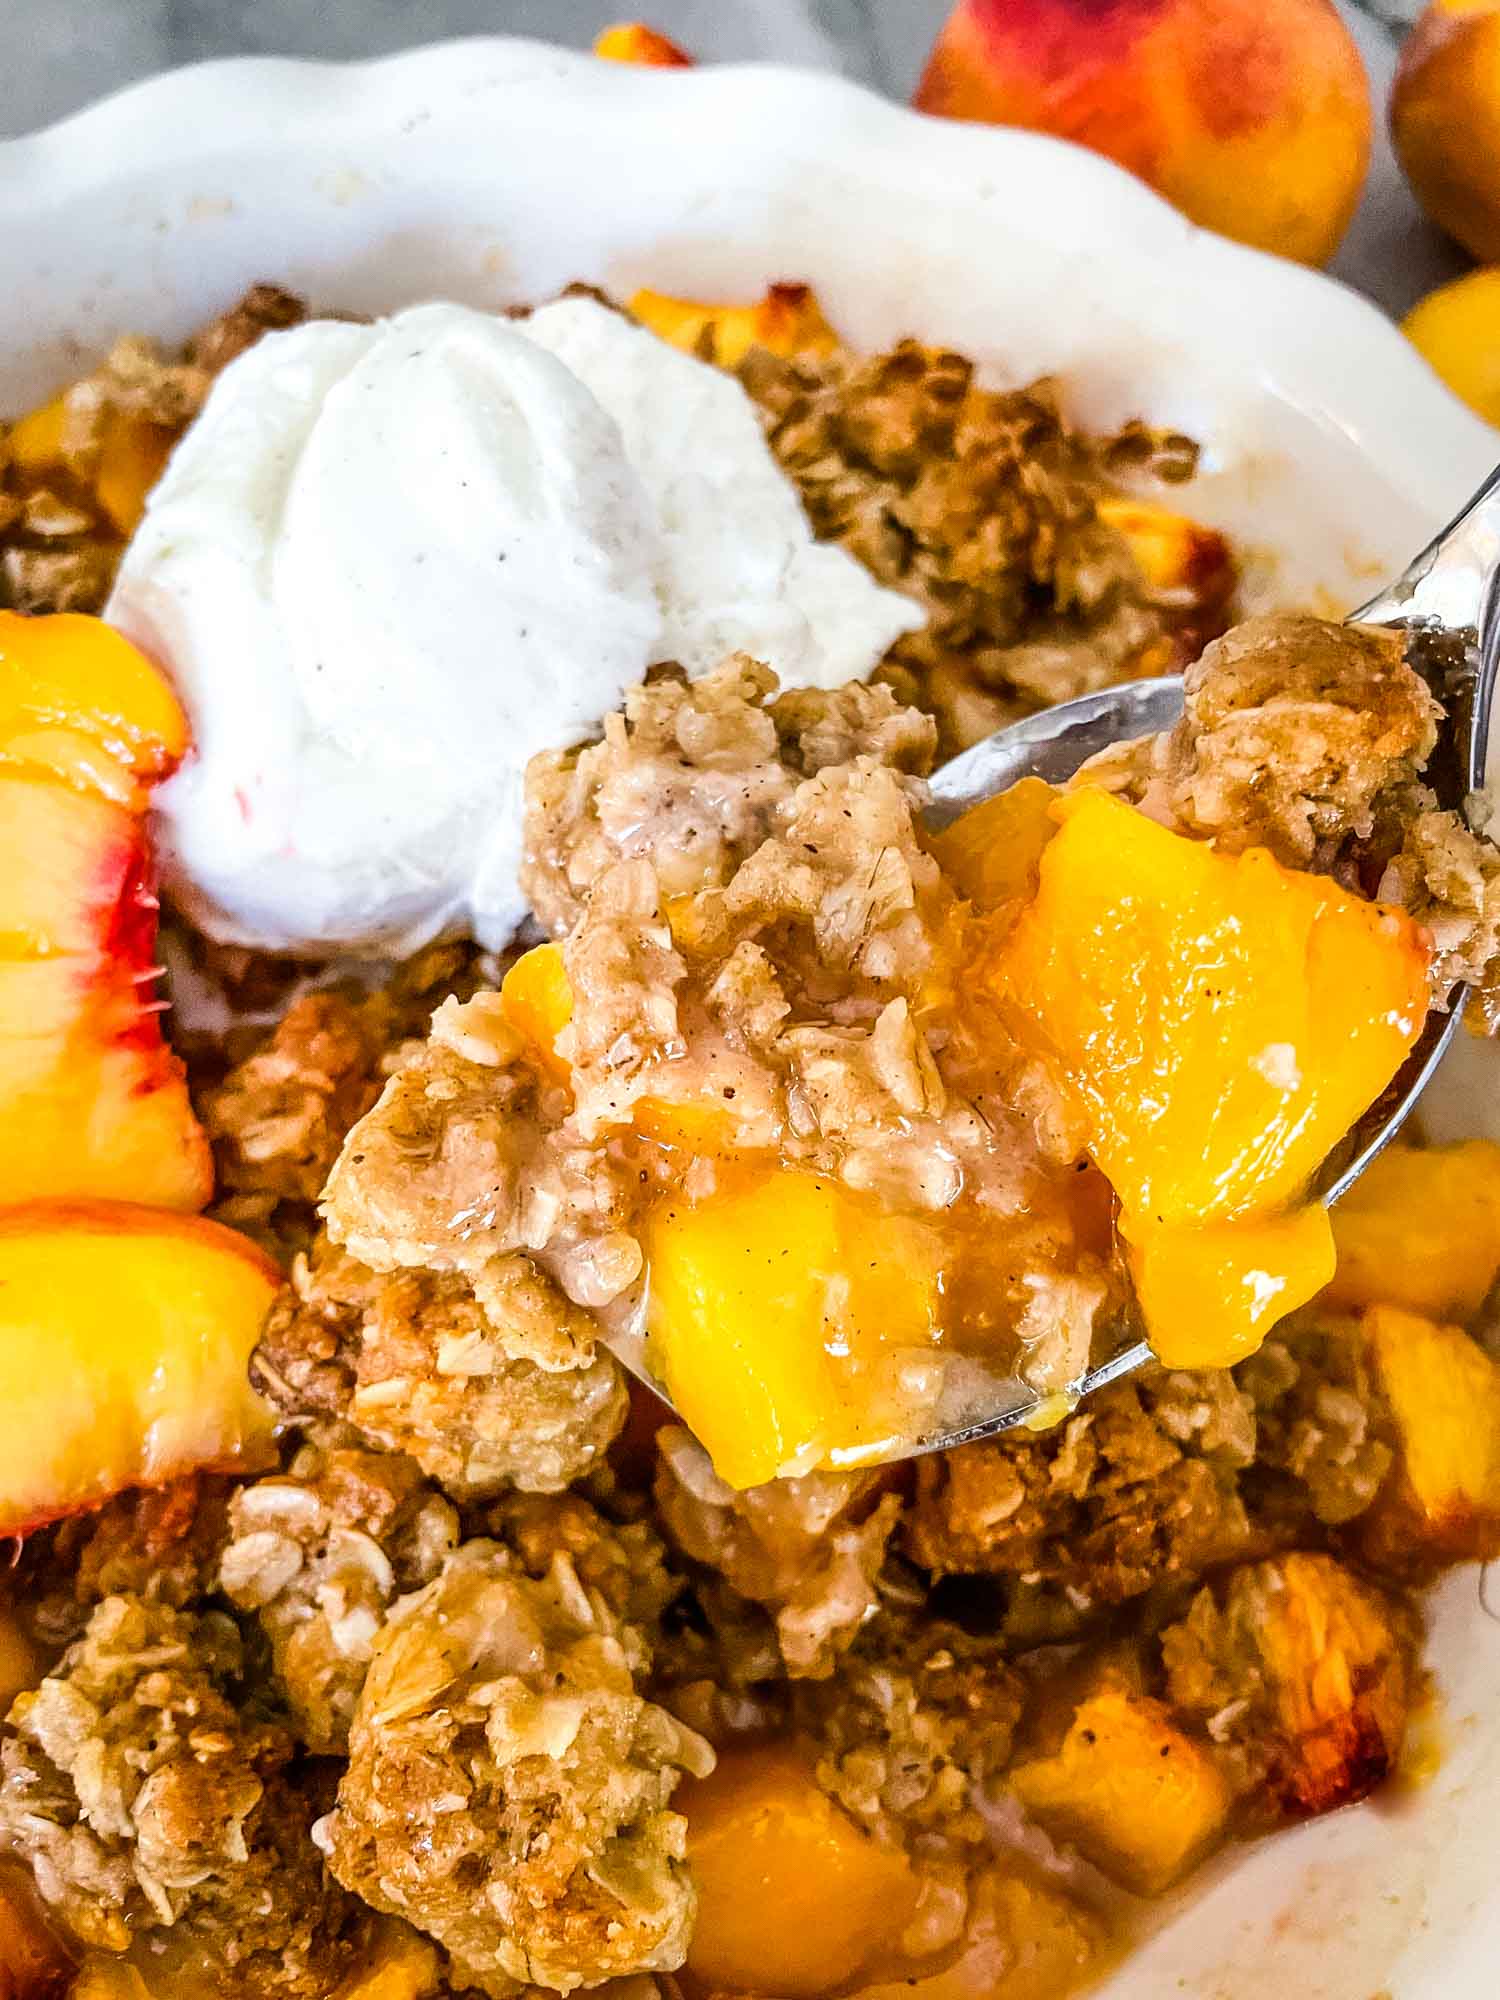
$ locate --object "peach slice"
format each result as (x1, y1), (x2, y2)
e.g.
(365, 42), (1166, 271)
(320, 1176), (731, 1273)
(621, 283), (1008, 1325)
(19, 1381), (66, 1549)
(682, 1745), (919, 1996)
(988, 786), (1428, 1365)
(913, 0), (1372, 267)
(592, 23), (693, 66)
(0, 1202), (278, 1537)
(0, 612), (211, 1211)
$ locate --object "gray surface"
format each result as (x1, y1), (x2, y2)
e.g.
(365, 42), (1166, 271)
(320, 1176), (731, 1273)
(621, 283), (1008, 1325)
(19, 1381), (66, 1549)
(0, 0), (1467, 315)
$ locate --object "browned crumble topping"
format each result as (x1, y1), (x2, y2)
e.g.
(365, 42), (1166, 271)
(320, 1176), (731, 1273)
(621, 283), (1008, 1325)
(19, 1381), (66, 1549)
(903, 1372), (1256, 1614)
(741, 338), (1233, 755)
(0, 1595), (363, 1994)
(653, 1428), (902, 1680)
(218, 1439), (460, 1754)
(0, 285), (306, 614)
(319, 1537), (713, 1996)
(19, 1479), (235, 1652)
(254, 1241), (629, 1501)
(796, 1610), (1025, 1860)
(1237, 1318), (1394, 1530)
(193, 941), (483, 1263)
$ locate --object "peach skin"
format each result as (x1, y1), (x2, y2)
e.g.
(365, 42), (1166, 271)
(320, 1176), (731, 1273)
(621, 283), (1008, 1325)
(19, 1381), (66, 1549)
(1393, 0), (1500, 262)
(914, 0), (1372, 266)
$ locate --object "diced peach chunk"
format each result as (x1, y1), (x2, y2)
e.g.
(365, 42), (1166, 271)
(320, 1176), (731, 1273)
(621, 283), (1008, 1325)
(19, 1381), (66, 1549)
(1095, 496), (1236, 604)
(592, 22), (693, 65)
(0, 613), (210, 1212)
(1358, 1303), (1500, 1571)
(1128, 1204), (1336, 1370)
(331, 1922), (445, 2000)
(1009, 1674), (1230, 1893)
(990, 787), (1428, 1367)
(64, 1964), (155, 2000)
(630, 283), (839, 368)
(498, 940), (573, 1078)
(94, 411), (176, 538)
(849, 1865), (1107, 2000)
(1325, 1140), (1500, 1321)
(928, 777), (1057, 911)
(645, 1167), (945, 1487)
(682, 1745), (919, 1996)
(5, 399), (174, 538)
(0, 1201), (278, 1537)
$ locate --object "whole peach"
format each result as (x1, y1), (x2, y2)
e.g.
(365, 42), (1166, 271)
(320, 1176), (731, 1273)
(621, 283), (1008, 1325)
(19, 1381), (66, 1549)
(914, 0), (1372, 266)
(1393, 0), (1500, 261)
(1403, 267), (1500, 423)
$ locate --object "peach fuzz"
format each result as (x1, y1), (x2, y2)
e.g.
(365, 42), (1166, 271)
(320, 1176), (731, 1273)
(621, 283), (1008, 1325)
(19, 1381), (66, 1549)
(914, 0), (1371, 266)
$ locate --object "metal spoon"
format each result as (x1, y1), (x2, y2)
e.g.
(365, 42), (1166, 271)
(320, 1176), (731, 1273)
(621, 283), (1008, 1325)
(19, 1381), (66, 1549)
(920, 464), (1500, 1447)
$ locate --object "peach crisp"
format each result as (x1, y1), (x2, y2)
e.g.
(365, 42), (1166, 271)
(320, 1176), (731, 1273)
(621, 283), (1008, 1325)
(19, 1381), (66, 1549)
(5, 286), (1500, 2000)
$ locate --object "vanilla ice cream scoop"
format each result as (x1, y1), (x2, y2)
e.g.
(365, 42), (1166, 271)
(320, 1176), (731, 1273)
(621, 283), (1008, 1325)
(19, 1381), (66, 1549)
(109, 298), (922, 954)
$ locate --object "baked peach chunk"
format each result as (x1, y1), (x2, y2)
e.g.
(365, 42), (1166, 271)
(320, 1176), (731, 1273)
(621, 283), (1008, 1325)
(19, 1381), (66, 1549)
(1358, 1302), (1500, 1572)
(1008, 1671), (1230, 1893)
(988, 785), (1428, 1367)
(1325, 1139), (1500, 1321)
(7, 392), (176, 537)
(0, 1202), (278, 1537)
(629, 282), (840, 369)
(682, 1745), (920, 1995)
(646, 1168), (947, 1488)
(0, 611), (211, 1210)
(848, 1866), (1106, 2000)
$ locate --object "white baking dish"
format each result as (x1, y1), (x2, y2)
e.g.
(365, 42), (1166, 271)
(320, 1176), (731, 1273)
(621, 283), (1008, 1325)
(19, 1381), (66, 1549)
(1, 38), (1496, 1998)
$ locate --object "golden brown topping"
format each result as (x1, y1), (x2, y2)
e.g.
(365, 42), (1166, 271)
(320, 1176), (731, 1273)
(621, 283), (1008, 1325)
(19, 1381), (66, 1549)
(0, 1596), (362, 1993)
(320, 1539), (713, 1995)
(255, 1242), (628, 1500)
(219, 1440), (459, 1753)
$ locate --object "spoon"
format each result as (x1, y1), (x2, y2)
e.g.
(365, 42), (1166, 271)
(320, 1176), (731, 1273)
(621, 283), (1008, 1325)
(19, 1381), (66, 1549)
(919, 463), (1500, 1447)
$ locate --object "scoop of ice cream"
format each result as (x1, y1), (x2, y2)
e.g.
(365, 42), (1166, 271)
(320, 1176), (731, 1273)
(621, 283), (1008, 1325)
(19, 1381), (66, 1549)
(108, 299), (921, 955)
